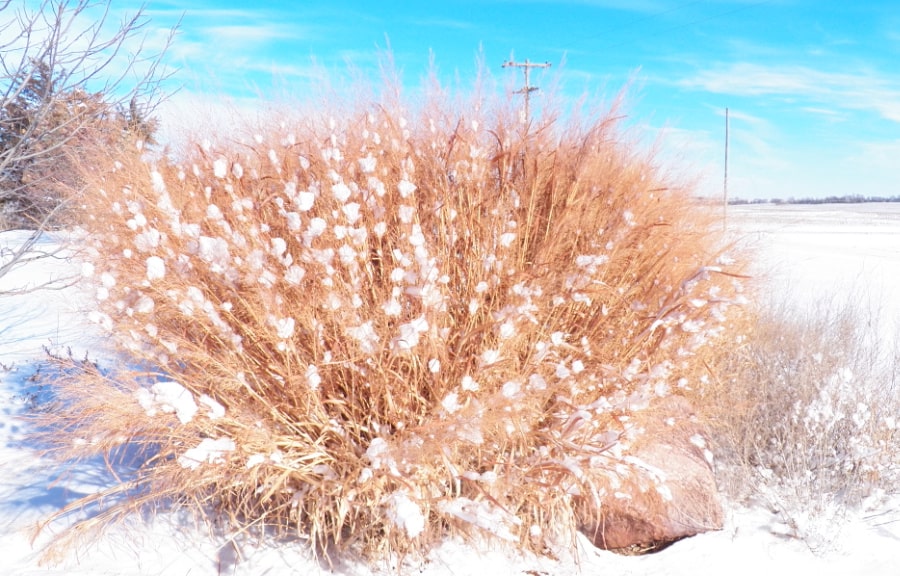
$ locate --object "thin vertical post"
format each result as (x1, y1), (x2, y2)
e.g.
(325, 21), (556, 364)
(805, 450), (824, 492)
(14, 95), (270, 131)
(724, 107), (729, 227)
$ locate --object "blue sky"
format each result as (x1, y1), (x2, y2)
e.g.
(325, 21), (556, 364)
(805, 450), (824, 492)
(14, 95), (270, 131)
(95, 1), (900, 199)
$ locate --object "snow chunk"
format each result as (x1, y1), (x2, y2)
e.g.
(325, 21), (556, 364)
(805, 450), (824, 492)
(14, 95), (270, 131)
(178, 437), (235, 470)
(365, 437), (391, 468)
(385, 491), (426, 538)
(442, 392), (461, 414)
(333, 182), (352, 203)
(498, 321), (516, 339)
(284, 265), (306, 285)
(392, 315), (429, 351)
(398, 204), (416, 223)
(285, 212), (301, 231)
(338, 244), (356, 265)
(501, 380), (521, 399)
(135, 228), (161, 252)
(689, 434), (707, 449)
(246, 453), (266, 469)
(480, 349), (500, 366)
(397, 179), (417, 198)
(213, 157), (228, 179)
(197, 236), (230, 266)
(199, 394), (226, 419)
(307, 217), (327, 238)
(342, 202), (361, 224)
(88, 310), (113, 331)
(439, 497), (521, 542)
(347, 321), (379, 354)
(146, 256), (165, 281)
(527, 374), (547, 391)
(575, 254), (609, 269)
(382, 297), (402, 316)
(271, 237), (287, 257)
(305, 364), (321, 390)
(359, 155), (377, 173)
(297, 191), (315, 211)
(136, 381), (198, 424)
(135, 295), (155, 314)
(274, 317), (295, 339)
(408, 224), (425, 246)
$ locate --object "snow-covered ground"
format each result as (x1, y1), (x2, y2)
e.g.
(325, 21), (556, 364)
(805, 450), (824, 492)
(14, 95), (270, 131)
(728, 203), (900, 324)
(2, 204), (900, 575)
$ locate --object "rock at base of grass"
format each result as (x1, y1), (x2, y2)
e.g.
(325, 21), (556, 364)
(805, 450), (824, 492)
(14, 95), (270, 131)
(579, 396), (724, 552)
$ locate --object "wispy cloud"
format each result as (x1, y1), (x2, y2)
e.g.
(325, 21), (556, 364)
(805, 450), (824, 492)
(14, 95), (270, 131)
(142, 7), (258, 21)
(408, 18), (475, 31)
(799, 106), (846, 121)
(490, 0), (665, 11)
(202, 24), (298, 43)
(680, 62), (900, 123)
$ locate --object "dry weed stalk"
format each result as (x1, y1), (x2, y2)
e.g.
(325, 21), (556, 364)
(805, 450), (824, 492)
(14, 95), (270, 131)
(33, 77), (746, 561)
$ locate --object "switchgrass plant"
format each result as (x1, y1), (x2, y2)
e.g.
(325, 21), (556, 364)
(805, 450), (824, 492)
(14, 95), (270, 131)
(707, 290), (900, 551)
(33, 76), (747, 561)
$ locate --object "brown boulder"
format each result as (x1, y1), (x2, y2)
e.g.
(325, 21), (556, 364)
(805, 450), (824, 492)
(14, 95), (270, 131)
(578, 396), (723, 552)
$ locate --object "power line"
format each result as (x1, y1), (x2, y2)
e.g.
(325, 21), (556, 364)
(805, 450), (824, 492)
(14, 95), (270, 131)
(588, 0), (707, 41)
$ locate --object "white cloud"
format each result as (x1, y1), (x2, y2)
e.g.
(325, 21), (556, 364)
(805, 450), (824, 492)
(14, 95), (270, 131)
(680, 62), (900, 123)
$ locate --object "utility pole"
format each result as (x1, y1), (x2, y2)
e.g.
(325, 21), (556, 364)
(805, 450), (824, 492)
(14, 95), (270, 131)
(502, 58), (551, 127)
(723, 107), (729, 228)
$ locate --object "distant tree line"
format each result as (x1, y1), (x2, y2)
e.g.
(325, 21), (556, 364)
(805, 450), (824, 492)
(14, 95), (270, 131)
(728, 195), (900, 206)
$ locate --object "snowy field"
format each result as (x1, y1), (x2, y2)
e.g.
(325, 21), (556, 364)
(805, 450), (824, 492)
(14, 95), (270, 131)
(2, 203), (900, 575)
(728, 203), (900, 325)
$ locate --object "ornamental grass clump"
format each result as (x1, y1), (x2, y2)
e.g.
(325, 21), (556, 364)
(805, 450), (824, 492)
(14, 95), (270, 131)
(36, 79), (746, 560)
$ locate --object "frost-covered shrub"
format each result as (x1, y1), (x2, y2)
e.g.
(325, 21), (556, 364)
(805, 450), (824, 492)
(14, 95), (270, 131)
(38, 81), (745, 559)
(709, 295), (900, 550)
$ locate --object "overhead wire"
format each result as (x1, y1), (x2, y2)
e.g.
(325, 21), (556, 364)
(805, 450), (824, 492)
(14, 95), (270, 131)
(590, 0), (777, 51)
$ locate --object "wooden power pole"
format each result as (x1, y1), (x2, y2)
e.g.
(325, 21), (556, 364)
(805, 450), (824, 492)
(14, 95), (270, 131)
(502, 58), (551, 127)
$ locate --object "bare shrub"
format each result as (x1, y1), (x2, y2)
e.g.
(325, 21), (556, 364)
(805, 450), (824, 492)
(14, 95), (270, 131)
(707, 292), (900, 550)
(33, 76), (747, 561)
(0, 0), (172, 230)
